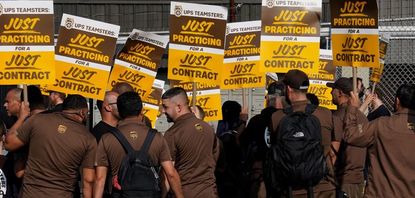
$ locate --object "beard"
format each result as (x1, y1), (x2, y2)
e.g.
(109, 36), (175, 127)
(82, 117), (87, 125)
(284, 90), (291, 105)
(165, 113), (173, 123)
(332, 98), (339, 106)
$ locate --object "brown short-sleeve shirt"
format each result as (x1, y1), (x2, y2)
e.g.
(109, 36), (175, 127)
(344, 107), (415, 197)
(95, 118), (171, 177)
(16, 112), (97, 198)
(271, 100), (340, 193)
(164, 113), (218, 198)
(333, 104), (366, 185)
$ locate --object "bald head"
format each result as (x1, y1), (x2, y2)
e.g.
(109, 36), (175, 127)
(4, 88), (22, 117)
(97, 91), (120, 125)
(9, 88), (22, 100)
(112, 82), (134, 95)
(98, 91), (118, 110)
(104, 91), (118, 104)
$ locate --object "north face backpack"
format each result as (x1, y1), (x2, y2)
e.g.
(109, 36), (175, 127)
(264, 104), (327, 193)
(110, 128), (161, 198)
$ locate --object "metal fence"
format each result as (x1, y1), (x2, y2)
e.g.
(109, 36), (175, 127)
(376, 18), (415, 111)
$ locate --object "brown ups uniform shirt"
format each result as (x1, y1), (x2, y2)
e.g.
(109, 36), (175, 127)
(344, 107), (415, 198)
(95, 118), (171, 177)
(16, 112), (97, 198)
(164, 113), (219, 198)
(271, 100), (342, 195)
(333, 104), (366, 185)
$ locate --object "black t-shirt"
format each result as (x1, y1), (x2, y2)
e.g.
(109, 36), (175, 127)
(41, 103), (63, 114)
(91, 121), (116, 142)
(240, 106), (277, 161)
(367, 105), (391, 121)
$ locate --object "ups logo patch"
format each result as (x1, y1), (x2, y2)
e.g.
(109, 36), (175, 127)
(195, 123), (203, 131)
(408, 123), (415, 132)
(129, 131), (138, 139)
(58, 125), (67, 134)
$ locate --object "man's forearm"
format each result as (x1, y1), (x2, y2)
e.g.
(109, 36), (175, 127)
(166, 171), (184, 198)
(93, 178), (105, 198)
(83, 181), (94, 198)
(330, 141), (340, 165)
(83, 168), (96, 198)
(161, 171), (170, 198)
(93, 166), (107, 198)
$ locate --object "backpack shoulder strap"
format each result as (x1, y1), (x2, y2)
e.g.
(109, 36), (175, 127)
(138, 128), (157, 157)
(109, 127), (135, 154)
(305, 104), (318, 115)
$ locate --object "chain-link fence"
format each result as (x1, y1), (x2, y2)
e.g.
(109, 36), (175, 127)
(322, 17), (415, 112)
(376, 18), (415, 111)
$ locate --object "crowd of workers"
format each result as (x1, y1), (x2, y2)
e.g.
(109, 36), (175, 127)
(0, 69), (414, 198)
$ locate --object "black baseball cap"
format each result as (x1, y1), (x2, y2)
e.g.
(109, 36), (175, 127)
(267, 81), (285, 96)
(327, 77), (353, 95)
(283, 69), (309, 90)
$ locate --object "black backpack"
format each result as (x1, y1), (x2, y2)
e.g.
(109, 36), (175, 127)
(264, 104), (327, 195)
(110, 128), (161, 198)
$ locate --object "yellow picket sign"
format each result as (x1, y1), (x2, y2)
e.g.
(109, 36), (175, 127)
(107, 29), (168, 98)
(46, 14), (119, 100)
(308, 49), (336, 82)
(331, 0), (380, 69)
(0, 51), (55, 84)
(168, 2), (227, 84)
(308, 83), (336, 110)
(261, 41), (320, 74)
(168, 49), (222, 84)
(332, 34), (379, 68)
(188, 90), (222, 122)
(107, 62), (156, 99)
(39, 84), (50, 96)
(370, 38), (389, 83)
(142, 103), (160, 129)
(260, 0), (321, 74)
(370, 62), (384, 83)
(170, 80), (222, 121)
(51, 61), (108, 100)
(142, 79), (165, 122)
(142, 87), (163, 106)
(221, 61), (264, 89)
(222, 21), (264, 89)
(0, 1), (55, 84)
(170, 80), (219, 92)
